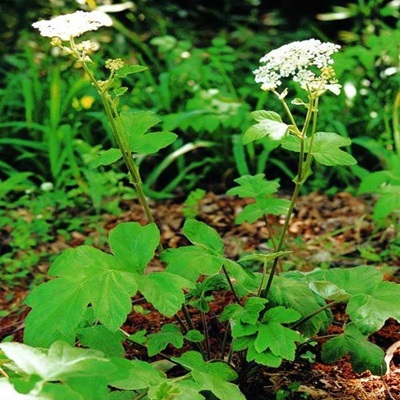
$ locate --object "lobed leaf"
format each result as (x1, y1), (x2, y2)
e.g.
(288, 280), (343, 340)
(347, 281), (400, 334)
(268, 275), (332, 336)
(88, 148), (122, 169)
(281, 132), (357, 166)
(24, 223), (160, 347)
(76, 326), (125, 358)
(322, 323), (386, 375)
(147, 324), (185, 356)
(235, 197), (290, 224)
(0, 341), (114, 382)
(172, 351), (246, 400)
(119, 110), (177, 154)
(254, 307), (301, 360)
(108, 358), (165, 390)
(136, 272), (193, 317)
(114, 65), (148, 78)
(227, 174), (280, 198)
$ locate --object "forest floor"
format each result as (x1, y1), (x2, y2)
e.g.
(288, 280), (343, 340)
(1, 191), (399, 399)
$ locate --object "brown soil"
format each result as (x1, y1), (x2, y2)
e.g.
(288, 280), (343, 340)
(1, 192), (399, 399)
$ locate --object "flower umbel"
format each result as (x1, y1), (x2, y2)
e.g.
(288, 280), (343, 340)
(254, 39), (340, 94)
(32, 10), (112, 41)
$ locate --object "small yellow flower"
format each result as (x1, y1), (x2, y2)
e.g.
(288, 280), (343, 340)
(81, 95), (95, 109)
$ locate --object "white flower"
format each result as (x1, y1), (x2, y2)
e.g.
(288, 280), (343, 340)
(40, 182), (54, 192)
(32, 10), (112, 41)
(254, 39), (340, 93)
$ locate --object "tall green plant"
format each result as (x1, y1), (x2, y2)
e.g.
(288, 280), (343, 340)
(2, 13), (399, 400)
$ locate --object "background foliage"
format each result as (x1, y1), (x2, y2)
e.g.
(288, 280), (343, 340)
(1, 0), (399, 283)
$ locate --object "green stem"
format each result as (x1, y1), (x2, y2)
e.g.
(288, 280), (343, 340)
(260, 91), (318, 299)
(80, 61), (163, 252)
(393, 90), (400, 156)
(291, 299), (342, 330)
(260, 180), (302, 299)
(201, 311), (211, 360)
(221, 264), (241, 304)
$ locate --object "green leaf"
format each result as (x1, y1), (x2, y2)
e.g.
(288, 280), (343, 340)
(114, 87), (128, 97)
(162, 220), (227, 281)
(308, 265), (382, 296)
(88, 148), (122, 169)
(246, 343), (282, 367)
(108, 358), (165, 390)
(66, 376), (110, 400)
(0, 341), (114, 381)
(308, 281), (350, 302)
(185, 330), (205, 343)
(227, 174), (280, 198)
(24, 277), (90, 346)
(172, 351), (246, 400)
(281, 132), (357, 166)
(119, 110), (177, 154)
(373, 186), (400, 220)
(243, 117), (289, 144)
(239, 251), (291, 264)
(322, 323), (386, 375)
(132, 132), (178, 154)
(251, 110), (282, 123)
(24, 223), (159, 346)
(115, 65), (148, 78)
(108, 392), (136, 400)
(183, 219), (224, 254)
(0, 172), (32, 198)
(254, 307), (300, 360)
(269, 275), (332, 336)
(163, 247), (223, 281)
(76, 325), (126, 358)
(136, 272), (193, 317)
(223, 298), (267, 338)
(108, 222), (159, 274)
(347, 281), (400, 334)
(235, 197), (290, 223)
(309, 266), (400, 333)
(147, 324), (185, 356)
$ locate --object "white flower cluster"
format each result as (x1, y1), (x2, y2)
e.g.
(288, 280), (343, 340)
(32, 10), (112, 41)
(254, 39), (341, 93)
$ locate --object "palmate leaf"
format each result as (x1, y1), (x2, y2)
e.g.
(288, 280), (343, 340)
(373, 185), (400, 220)
(227, 174), (280, 198)
(108, 358), (165, 390)
(114, 65), (148, 78)
(119, 110), (177, 154)
(281, 132), (357, 166)
(162, 219), (226, 281)
(255, 307), (301, 360)
(235, 197), (290, 224)
(24, 223), (160, 347)
(246, 344), (282, 367)
(321, 323), (386, 375)
(0, 341), (114, 381)
(347, 281), (400, 334)
(268, 275), (332, 336)
(172, 351), (246, 400)
(76, 326), (126, 358)
(0, 379), (84, 400)
(147, 324), (185, 356)
(136, 272), (194, 317)
(309, 266), (400, 334)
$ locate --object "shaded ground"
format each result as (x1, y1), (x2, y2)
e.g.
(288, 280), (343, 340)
(1, 191), (399, 399)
